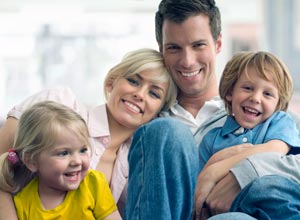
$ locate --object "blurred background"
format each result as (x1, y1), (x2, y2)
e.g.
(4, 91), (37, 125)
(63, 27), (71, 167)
(0, 0), (299, 124)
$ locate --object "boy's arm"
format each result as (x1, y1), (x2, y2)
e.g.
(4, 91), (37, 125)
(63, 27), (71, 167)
(194, 140), (288, 219)
(0, 190), (18, 220)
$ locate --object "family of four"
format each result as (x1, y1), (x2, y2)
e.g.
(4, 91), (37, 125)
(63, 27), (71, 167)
(1, 0), (300, 220)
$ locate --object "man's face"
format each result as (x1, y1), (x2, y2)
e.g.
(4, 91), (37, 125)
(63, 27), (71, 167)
(162, 14), (222, 98)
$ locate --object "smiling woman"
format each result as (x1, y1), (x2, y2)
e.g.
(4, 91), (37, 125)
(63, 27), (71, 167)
(0, 48), (177, 219)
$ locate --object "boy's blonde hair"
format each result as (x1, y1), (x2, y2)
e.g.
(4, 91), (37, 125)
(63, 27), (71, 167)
(220, 51), (293, 114)
(0, 101), (90, 193)
(103, 48), (177, 112)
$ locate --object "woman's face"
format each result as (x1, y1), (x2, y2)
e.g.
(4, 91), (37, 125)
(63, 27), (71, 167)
(106, 68), (168, 129)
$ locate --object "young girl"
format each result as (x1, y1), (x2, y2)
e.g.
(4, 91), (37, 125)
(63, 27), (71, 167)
(194, 51), (300, 219)
(0, 48), (177, 219)
(0, 101), (121, 220)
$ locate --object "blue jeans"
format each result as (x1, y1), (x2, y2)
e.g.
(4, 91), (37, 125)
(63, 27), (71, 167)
(124, 118), (199, 220)
(230, 175), (300, 220)
(208, 212), (257, 220)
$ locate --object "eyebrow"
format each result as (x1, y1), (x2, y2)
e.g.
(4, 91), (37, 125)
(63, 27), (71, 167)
(135, 73), (166, 94)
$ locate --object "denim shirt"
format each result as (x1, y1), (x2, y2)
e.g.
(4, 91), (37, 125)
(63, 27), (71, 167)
(199, 111), (300, 171)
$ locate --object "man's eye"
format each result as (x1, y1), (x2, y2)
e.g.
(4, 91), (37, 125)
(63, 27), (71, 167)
(166, 45), (180, 52)
(193, 42), (205, 49)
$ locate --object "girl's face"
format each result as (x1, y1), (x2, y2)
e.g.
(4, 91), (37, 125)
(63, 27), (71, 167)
(106, 68), (168, 129)
(32, 129), (90, 196)
(226, 66), (279, 129)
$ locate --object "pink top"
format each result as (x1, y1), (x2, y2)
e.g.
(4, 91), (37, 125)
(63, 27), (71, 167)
(7, 86), (129, 210)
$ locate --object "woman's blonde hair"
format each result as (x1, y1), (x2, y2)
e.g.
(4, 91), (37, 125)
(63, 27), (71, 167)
(103, 48), (177, 112)
(219, 51), (293, 114)
(0, 101), (90, 193)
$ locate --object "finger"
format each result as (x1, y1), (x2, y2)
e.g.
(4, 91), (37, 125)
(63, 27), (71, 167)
(199, 206), (211, 220)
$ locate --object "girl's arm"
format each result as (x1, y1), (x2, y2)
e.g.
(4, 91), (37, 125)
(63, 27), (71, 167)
(194, 139), (288, 220)
(0, 190), (18, 220)
(0, 117), (18, 155)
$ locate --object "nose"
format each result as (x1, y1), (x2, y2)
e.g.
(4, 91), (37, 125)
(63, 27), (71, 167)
(70, 153), (82, 166)
(250, 92), (261, 104)
(179, 49), (196, 69)
(133, 87), (146, 101)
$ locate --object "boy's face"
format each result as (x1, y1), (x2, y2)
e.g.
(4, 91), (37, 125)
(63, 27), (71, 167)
(161, 14), (222, 98)
(226, 66), (280, 129)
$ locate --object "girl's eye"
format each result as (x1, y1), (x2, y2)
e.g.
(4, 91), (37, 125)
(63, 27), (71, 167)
(57, 151), (69, 157)
(149, 90), (161, 99)
(127, 77), (139, 86)
(80, 147), (89, 154)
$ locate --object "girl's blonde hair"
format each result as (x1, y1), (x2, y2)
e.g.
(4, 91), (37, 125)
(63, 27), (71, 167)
(219, 51), (293, 114)
(103, 48), (177, 112)
(0, 101), (90, 193)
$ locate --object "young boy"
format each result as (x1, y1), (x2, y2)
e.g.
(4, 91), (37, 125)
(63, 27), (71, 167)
(195, 51), (300, 219)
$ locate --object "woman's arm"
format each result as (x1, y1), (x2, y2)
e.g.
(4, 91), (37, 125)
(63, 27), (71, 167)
(0, 117), (18, 155)
(0, 118), (19, 220)
(0, 190), (18, 220)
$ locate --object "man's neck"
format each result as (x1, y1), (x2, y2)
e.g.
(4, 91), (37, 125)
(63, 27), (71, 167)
(178, 89), (218, 118)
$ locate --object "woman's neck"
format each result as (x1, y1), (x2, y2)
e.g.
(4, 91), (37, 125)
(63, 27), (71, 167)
(106, 105), (135, 151)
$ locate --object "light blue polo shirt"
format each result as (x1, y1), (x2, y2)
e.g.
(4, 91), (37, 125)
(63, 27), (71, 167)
(199, 111), (300, 171)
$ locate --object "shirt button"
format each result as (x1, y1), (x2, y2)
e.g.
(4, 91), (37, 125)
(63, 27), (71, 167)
(242, 137), (248, 143)
(102, 137), (109, 145)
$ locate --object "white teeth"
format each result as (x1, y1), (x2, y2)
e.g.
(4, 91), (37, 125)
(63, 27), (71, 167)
(181, 70), (199, 77)
(124, 101), (141, 113)
(244, 107), (259, 114)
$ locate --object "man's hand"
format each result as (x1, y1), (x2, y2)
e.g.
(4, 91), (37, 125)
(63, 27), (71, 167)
(205, 172), (241, 215)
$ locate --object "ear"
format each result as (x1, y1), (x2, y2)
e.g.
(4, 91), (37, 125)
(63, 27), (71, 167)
(226, 92), (233, 102)
(216, 34), (222, 54)
(23, 153), (38, 173)
(105, 77), (115, 93)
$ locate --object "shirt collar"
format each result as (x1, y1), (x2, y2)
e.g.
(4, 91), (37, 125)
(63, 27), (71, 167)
(221, 115), (243, 136)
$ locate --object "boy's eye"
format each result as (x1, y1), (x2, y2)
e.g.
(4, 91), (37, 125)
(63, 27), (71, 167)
(264, 91), (273, 97)
(242, 85), (252, 91)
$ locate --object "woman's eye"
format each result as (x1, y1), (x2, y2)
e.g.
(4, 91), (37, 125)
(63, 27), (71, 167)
(149, 90), (161, 99)
(127, 77), (139, 86)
